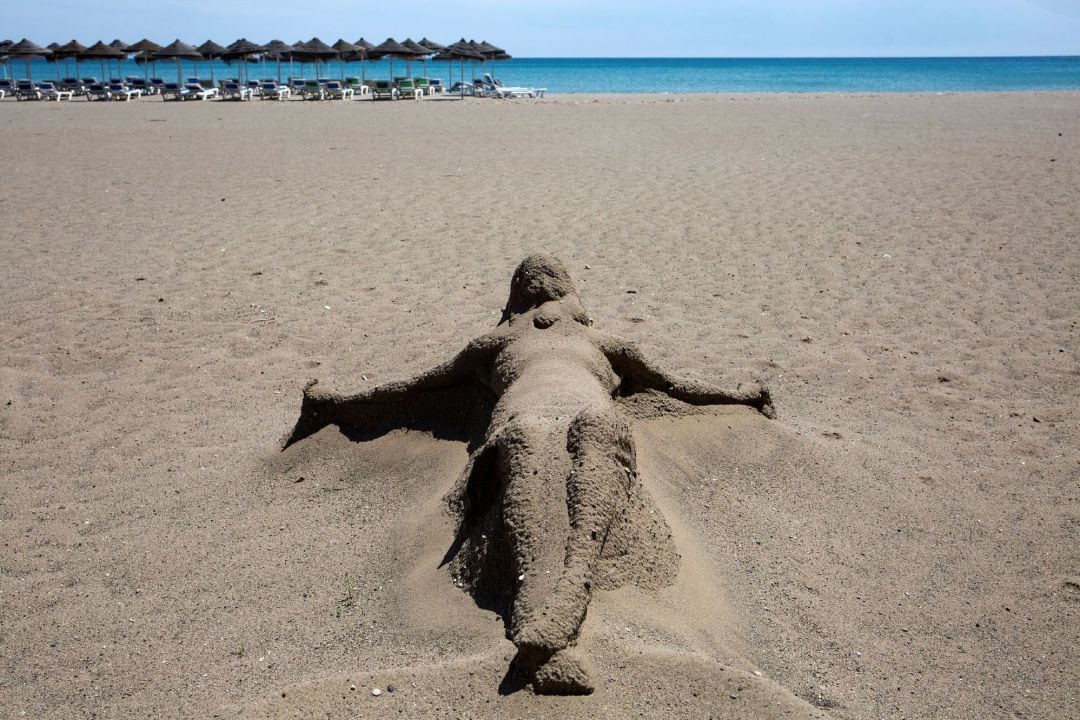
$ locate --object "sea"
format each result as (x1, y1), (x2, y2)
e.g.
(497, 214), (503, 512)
(8, 55), (1080, 94)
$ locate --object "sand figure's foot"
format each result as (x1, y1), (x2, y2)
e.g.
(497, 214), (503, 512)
(511, 575), (592, 653)
(517, 648), (594, 695)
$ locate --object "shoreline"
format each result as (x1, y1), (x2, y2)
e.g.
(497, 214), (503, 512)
(4, 89), (1080, 103)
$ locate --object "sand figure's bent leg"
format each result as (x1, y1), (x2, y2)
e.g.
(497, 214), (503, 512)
(495, 422), (575, 651)
(446, 420), (598, 695)
(513, 409), (636, 694)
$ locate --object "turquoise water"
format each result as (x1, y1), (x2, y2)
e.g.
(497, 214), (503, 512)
(6, 55), (1080, 94)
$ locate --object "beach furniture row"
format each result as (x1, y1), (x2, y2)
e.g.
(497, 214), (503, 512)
(0, 75), (434, 101)
(0, 75), (432, 98)
(448, 73), (546, 98)
(1, 74), (545, 102)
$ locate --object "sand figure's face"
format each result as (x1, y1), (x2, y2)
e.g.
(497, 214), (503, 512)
(502, 254), (590, 327)
(504, 255), (579, 313)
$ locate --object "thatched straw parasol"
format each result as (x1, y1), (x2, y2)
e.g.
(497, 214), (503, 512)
(351, 38), (375, 83)
(126, 39), (162, 81)
(196, 40), (226, 84)
(292, 37), (336, 80)
(477, 40), (510, 79)
(0, 40), (12, 81)
(371, 37), (416, 82)
(439, 38), (485, 96)
(262, 40), (294, 84)
(108, 39), (129, 77)
(126, 38), (162, 53)
(5, 38), (52, 81)
(46, 43), (59, 76)
(400, 38), (432, 78)
(468, 40), (487, 76)
(418, 40), (446, 79)
(54, 39), (88, 80)
(331, 39), (357, 81)
(153, 40), (203, 86)
(80, 40), (125, 81)
(221, 39), (266, 84)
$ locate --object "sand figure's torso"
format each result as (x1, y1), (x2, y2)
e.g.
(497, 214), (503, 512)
(489, 304), (619, 429)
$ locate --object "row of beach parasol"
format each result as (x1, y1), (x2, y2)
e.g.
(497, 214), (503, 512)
(0, 37), (508, 91)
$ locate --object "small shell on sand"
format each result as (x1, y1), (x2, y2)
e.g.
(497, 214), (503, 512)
(371, 688), (382, 697)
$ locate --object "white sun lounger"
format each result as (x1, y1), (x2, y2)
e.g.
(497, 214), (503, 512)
(260, 82), (291, 100)
(108, 83), (141, 101)
(38, 82), (74, 101)
(183, 83), (219, 100)
(221, 81), (252, 100)
(481, 74), (545, 98)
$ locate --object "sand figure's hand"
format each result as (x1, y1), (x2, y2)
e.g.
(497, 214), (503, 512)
(283, 333), (508, 448)
(598, 335), (776, 418)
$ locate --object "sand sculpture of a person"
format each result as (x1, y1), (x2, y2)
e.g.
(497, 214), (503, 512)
(285, 254), (775, 694)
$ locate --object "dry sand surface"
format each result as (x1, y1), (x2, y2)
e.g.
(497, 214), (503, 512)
(1, 92), (1077, 719)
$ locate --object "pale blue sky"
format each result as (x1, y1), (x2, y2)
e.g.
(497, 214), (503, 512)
(7, 0), (1080, 57)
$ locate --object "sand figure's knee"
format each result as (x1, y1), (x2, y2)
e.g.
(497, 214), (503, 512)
(566, 409), (637, 533)
(568, 408), (635, 467)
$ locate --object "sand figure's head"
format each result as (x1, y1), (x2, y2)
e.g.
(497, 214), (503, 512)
(501, 255), (591, 326)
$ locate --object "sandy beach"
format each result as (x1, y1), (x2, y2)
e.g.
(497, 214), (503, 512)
(1, 91), (1077, 719)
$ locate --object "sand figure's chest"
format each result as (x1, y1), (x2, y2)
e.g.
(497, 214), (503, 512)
(491, 323), (618, 405)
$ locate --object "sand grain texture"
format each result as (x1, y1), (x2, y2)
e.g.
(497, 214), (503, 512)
(1, 92), (1077, 718)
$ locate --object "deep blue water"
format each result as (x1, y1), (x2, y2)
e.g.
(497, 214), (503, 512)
(6, 55), (1080, 94)
(506, 56), (1080, 93)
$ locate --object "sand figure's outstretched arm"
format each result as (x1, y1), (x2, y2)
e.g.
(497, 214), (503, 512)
(596, 334), (776, 418)
(283, 332), (509, 448)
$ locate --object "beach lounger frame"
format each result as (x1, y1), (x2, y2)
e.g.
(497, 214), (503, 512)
(85, 83), (112, 101)
(344, 77), (369, 96)
(15, 80), (41, 101)
(160, 83), (188, 101)
(395, 78), (421, 100)
(221, 81), (253, 101)
(183, 83), (219, 100)
(370, 80), (399, 100)
(108, 83), (142, 102)
(38, 82), (74, 101)
(323, 81), (354, 100)
(59, 78), (86, 95)
(300, 80), (326, 100)
(259, 82), (291, 100)
(129, 78), (153, 96)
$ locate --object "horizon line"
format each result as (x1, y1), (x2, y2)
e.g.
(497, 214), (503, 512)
(510, 53), (1080, 60)
(10, 52), (1080, 61)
